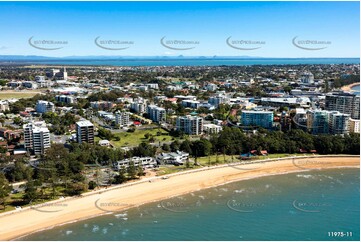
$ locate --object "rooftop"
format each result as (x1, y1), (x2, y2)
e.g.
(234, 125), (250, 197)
(76, 120), (93, 127)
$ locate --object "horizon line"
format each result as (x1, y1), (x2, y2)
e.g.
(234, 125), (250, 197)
(0, 55), (359, 59)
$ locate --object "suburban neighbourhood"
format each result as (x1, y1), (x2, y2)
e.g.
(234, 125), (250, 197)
(0, 63), (359, 212)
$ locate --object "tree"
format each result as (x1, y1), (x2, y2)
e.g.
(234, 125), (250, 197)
(137, 165), (145, 177)
(162, 144), (170, 152)
(215, 153), (220, 164)
(23, 181), (37, 203)
(256, 146), (262, 156)
(180, 140), (192, 154)
(314, 135), (334, 154)
(169, 129), (184, 138)
(98, 128), (114, 140)
(13, 116), (23, 125)
(5, 161), (32, 182)
(149, 136), (155, 143)
(127, 161), (137, 179)
(343, 133), (360, 155)
(216, 127), (245, 155)
(0, 174), (11, 210)
(286, 129), (314, 151)
(66, 182), (87, 196)
(170, 140), (180, 152)
(191, 139), (212, 157)
(283, 86), (292, 93)
(132, 142), (156, 157)
(88, 181), (97, 190)
(57, 159), (71, 189)
(114, 166), (127, 184)
(0, 79), (7, 86)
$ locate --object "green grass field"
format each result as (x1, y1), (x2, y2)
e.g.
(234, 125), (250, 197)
(0, 92), (40, 100)
(0, 186), (66, 213)
(196, 154), (236, 166)
(110, 128), (173, 147)
(156, 153), (314, 176)
(197, 153), (311, 165)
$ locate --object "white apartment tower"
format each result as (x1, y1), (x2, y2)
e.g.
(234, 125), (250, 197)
(36, 100), (55, 114)
(23, 121), (51, 155)
(115, 111), (130, 127)
(300, 72), (314, 84)
(349, 119), (360, 134)
(130, 102), (147, 114)
(147, 105), (166, 123)
(176, 115), (204, 135)
(328, 111), (350, 135)
(76, 120), (94, 144)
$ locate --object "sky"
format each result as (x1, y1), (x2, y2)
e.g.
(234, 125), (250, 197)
(0, 1), (359, 58)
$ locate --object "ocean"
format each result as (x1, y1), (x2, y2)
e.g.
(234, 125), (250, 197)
(21, 168), (360, 241)
(351, 85), (360, 96)
(15, 58), (360, 66)
(352, 85), (360, 91)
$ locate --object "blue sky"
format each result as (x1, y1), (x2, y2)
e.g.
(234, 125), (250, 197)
(0, 1), (359, 57)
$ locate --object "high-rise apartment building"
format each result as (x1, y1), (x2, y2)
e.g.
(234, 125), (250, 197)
(325, 92), (360, 119)
(115, 111), (130, 127)
(76, 120), (94, 144)
(147, 105), (166, 123)
(307, 110), (350, 135)
(23, 121), (51, 155)
(241, 111), (274, 129)
(176, 115), (203, 135)
(328, 111), (350, 135)
(36, 100), (55, 114)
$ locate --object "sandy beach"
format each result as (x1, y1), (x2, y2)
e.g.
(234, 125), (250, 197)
(0, 155), (359, 240)
(341, 82), (360, 91)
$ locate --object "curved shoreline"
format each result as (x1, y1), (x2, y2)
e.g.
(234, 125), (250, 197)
(341, 82), (360, 91)
(0, 155), (359, 240)
(17, 165), (359, 241)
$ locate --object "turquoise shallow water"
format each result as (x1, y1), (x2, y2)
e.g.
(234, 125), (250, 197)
(21, 168), (360, 241)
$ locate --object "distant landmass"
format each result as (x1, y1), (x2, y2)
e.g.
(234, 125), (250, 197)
(0, 55), (262, 60)
(0, 55), (359, 61)
(0, 55), (359, 67)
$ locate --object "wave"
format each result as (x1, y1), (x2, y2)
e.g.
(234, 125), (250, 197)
(114, 212), (128, 218)
(296, 174), (314, 179)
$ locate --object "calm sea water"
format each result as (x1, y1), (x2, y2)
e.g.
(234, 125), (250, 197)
(352, 85), (360, 91)
(351, 85), (360, 96)
(22, 58), (360, 66)
(21, 168), (360, 241)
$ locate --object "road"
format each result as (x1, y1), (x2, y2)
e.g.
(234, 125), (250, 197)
(10, 181), (26, 193)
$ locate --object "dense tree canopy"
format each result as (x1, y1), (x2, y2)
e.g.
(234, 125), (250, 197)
(176, 127), (360, 156)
